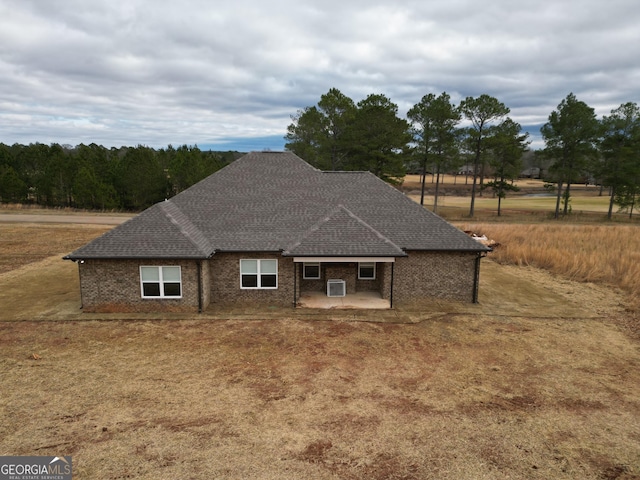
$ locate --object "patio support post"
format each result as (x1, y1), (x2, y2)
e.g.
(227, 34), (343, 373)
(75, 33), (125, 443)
(293, 262), (297, 308)
(197, 260), (203, 313)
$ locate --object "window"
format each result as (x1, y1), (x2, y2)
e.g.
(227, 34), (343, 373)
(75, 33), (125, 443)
(240, 259), (278, 289)
(303, 262), (320, 279)
(358, 262), (376, 280)
(140, 266), (182, 298)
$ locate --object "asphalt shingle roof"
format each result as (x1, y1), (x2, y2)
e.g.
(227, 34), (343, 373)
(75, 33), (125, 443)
(66, 151), (489, 260)
(283, 205), (406, 257)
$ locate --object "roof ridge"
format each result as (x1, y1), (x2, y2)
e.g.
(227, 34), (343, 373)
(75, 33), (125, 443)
(337, 205), (405, 254)
(283, 204), (405, 256)
(283, 204), (343, 253)
(158, 201), (213, 256)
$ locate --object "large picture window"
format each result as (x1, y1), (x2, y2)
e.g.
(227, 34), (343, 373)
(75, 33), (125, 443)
(240, 259), (278, 289)
(358, 262), (376, 280)
(303, 262), (320, 280)
(140, 266), (182, 298)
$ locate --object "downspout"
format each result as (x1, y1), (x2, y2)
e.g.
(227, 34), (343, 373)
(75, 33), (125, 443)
(390, 262), (395, 309)
(473, 253), (481, 304)
(197, 260), (203, 313)
(77, 259), (84, 310)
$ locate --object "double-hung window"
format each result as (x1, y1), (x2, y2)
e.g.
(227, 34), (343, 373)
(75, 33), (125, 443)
(240, 259), (278, 289)
(140, 266), (182, 298)
(358, 262), (376, 280)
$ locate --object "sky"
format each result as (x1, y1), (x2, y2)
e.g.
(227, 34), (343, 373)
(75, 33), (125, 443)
(1, 0), (638, 152)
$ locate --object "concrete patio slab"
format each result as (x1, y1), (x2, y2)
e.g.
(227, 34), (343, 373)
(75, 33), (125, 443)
(298, 291), (390, 309)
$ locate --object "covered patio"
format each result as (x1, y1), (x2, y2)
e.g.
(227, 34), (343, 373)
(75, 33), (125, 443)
(283, 206), (406, 310)
(291, 256), (396, 310)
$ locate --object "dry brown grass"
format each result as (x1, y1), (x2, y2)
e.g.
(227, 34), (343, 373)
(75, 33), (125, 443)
(0, 223), (111, 274)
(1, 222), (640, 479)
(2, 315), (639, 480)
(459, 223), (640, 309)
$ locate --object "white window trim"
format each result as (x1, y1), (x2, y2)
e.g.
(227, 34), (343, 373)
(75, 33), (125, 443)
(140, 266), (183, 299)
(240, 259), (278, 289)
(303, 262), (321, 280)
(358, 262), (376, 280)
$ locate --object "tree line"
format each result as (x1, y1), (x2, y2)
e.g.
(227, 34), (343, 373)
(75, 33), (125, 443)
(286, 89), (640, 218)
(1, 92), (638, 218)
(0, 143), (236, 211)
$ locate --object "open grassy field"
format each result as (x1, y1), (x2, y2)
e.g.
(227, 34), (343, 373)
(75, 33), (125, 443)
(414, 194), (613, 214)
(402, 175), (640, 222)
(0, 221), (639, 479)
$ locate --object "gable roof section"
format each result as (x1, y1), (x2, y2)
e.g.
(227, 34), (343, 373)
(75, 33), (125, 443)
(65, 201), (213, 259)
(66, 151), (489, 260)
(283, 205), (406, 257)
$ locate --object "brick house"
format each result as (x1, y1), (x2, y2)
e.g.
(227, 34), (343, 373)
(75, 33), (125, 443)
(64, 151), (490, 313)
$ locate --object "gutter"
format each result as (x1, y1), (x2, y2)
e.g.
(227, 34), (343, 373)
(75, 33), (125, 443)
(63, 254), (211, 261)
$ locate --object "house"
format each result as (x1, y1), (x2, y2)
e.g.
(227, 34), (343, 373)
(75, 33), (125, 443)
(457, 164), (475, 176)
(520, 167), (541, 179)
(64, 151), (490, 313)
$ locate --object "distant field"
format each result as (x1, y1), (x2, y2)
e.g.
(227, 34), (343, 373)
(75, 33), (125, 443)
(412, 193), (612, 213)
(403, 174), (548, 189)
(400, 175), (637, 221)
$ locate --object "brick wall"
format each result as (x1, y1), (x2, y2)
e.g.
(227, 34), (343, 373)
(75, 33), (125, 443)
(78, 259), (205, 313)
(209, 253), (296, 308)
(325, 264), (356, 294)
(355, 263), (383, 293)
(299, 263), (325, 293)
(379, 262), (392, 300)
(392, 251), (478, 304)
(77, 252), (479, 312)
(200, 259), (211, 309)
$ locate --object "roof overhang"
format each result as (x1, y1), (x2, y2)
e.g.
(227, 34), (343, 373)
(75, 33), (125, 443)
(63, 254), (212, 261)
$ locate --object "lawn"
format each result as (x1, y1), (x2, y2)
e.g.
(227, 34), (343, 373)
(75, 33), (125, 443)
(0, 222), (639, 479)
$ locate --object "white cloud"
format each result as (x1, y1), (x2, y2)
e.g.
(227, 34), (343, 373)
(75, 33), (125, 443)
(0, 0), (638, 149)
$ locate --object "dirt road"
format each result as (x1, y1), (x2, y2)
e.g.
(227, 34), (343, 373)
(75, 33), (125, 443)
(0, 213), (130, 225)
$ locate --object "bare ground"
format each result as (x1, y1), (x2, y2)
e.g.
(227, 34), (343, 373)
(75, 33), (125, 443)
(0, 223), (639, 479)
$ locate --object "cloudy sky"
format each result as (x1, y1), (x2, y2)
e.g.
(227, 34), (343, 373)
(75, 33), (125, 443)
(1, 0), (638, 151)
